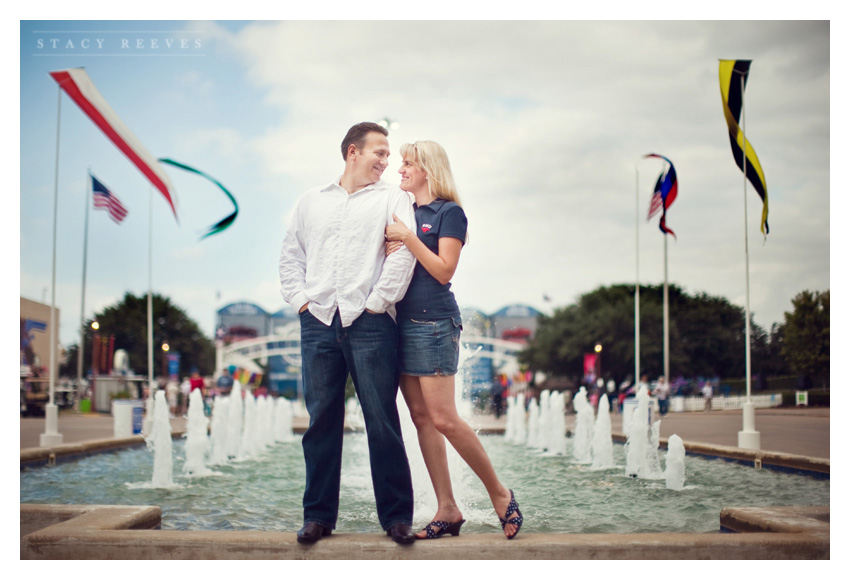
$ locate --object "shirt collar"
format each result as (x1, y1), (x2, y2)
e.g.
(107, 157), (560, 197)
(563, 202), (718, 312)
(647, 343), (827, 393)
(415, 197), (447, 211)
(322, 177), (389, 194)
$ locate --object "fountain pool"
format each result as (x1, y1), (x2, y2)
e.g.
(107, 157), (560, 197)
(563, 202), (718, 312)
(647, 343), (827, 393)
(20, 430), (828, 535)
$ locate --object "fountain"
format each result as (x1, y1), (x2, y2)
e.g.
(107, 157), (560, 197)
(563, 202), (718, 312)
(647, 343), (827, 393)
(18, 345), (829, 536)
(209, 396), (230, 465)
(225, 382), (243, 458)
(526, 397), (540, 448)
(665, 434), (686, 490)
(145, 389), (174, 488)
(22, 415), (829, 534)
(513, 392), (527, 445)
(274, 396), (295, 442)
(138, 380), (302, 486)
(345, 396), (365, 430)
(544, 390), (567, 456)
(624, 385), (664, 479)
(237, 392), (260, 460)
(572, 387), (594, 464)
(503, 395), (517, 442)
(183, 389), (212, 476)
(590, 393), (616, 469)
(261, 396), (276, 447)
(535, 389), (550, 452)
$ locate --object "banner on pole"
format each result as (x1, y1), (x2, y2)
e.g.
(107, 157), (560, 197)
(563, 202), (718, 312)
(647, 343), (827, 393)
(718, 59), (769, 236)
(49, 68), (179, 219)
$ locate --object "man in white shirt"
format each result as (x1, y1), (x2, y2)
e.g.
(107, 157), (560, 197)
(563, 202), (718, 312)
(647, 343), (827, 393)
(702, 382), (714, 412)
(279, 122), (417, 545)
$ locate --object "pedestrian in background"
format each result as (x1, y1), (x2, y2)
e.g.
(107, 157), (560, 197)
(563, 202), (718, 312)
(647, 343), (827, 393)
(653, 376), (670, 417)
(702, 381), (713, 412)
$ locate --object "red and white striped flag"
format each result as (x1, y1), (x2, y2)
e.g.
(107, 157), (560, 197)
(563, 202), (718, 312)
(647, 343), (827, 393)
(91, 173), (128, 223)
(49, 68), (178, 219)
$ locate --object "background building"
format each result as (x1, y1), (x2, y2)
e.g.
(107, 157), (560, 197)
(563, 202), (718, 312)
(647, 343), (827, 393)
(491, 304), (542, 343)
(20, 297), (60, 382)
(268, 308), (301, 399)
(214, 301), (539, 400)
(216, 301), (270, 341)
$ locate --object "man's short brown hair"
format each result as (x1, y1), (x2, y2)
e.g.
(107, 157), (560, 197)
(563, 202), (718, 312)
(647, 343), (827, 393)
(340, 122), (389, 160)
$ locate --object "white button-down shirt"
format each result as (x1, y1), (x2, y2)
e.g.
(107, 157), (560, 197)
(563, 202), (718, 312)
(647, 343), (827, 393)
(279, 178), (416, 327)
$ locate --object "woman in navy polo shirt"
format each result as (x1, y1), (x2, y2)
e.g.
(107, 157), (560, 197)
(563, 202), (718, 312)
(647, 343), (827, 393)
(385, 141), (522, 540)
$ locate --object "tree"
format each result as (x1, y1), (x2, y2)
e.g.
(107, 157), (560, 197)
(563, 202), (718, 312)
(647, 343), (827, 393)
(519, 284), (768, 386)
(752, 322), (791, 383)
(60, 292), (215, 379)
(780, 290), (829, 389)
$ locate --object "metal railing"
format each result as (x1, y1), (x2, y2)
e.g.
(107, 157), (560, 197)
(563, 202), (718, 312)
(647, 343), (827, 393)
(669, 393), (783, 412)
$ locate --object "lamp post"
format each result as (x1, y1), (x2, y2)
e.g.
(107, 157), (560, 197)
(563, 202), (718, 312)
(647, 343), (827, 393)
(594, 343), (602, 383)
(143, 340), (167, 436)
(87, 321), (98, 407)
(161, 342), (170, 381)
(89, 321), (99, 375)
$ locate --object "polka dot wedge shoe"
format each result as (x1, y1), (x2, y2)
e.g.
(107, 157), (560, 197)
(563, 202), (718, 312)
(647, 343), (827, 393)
(419, 519), (465, 539)
(499, 490), (523, 540)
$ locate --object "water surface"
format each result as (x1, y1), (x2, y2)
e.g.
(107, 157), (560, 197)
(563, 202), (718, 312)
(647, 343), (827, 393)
(20, 433), (829, 534)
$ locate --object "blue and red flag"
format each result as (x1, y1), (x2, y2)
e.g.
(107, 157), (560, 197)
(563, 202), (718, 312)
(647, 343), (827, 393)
(645, 153), (678, 238)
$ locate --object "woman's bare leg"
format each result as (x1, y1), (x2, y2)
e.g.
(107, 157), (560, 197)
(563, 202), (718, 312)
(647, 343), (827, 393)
(399, 374), (463, 537)
(418, 375), (516, 538)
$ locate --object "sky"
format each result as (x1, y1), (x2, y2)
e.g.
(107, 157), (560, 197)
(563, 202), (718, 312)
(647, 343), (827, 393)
(15, 15), (836, 354)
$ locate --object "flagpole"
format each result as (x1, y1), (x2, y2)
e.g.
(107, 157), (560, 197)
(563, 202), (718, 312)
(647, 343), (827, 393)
(77, 168), (91, 398)
(737, 68), (760, 450)
(41, 86), (64, 446)
(144, 187), (155, 435)
(663, 233), (670, 387)
(634, 166), (641, 388)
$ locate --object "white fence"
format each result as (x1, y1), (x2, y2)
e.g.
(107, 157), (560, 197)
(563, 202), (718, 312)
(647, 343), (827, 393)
(667, 393), (783, 413)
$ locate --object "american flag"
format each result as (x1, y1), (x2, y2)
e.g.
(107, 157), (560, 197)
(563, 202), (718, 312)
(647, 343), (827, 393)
(644, 153), (678, 238)
(92, 174), (128, 223)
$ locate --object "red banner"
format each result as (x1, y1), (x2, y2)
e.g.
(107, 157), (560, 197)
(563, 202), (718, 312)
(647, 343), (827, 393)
(583, 354), (598, 376)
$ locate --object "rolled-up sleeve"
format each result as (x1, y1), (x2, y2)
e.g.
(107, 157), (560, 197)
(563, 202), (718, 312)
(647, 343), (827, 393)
(364, 190), (416, 313)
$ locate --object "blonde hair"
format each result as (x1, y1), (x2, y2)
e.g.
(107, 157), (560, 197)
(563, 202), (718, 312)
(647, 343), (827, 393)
(400, 141), (462, 206)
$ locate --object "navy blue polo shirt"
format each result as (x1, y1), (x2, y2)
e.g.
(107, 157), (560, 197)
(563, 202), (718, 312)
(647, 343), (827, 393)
(396, 198), (467, 320)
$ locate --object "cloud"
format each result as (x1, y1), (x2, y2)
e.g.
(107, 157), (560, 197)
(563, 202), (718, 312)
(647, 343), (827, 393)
(208, 21), (828, 330)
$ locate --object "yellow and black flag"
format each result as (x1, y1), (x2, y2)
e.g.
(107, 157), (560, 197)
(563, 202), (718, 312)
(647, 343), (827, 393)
(719, 59), (769, 236)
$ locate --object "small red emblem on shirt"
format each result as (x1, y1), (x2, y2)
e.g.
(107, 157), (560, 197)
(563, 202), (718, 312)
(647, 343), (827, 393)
(421, 223), (432, 233)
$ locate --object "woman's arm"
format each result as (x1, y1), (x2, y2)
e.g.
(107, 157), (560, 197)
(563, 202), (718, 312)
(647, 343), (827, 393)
(385, 213), (462, 285)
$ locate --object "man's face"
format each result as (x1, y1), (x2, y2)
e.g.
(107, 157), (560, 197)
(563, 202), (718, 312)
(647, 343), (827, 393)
(350, 132), (390, 185)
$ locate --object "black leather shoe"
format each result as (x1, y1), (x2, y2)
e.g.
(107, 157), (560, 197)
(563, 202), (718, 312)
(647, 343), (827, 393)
(297, 522), (331, 544)
(386, 523), (416, 544)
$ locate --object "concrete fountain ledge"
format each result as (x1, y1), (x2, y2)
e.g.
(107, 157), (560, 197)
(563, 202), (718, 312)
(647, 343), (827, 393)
(610, 434), (829, 478)
(20, 503), (828, 560)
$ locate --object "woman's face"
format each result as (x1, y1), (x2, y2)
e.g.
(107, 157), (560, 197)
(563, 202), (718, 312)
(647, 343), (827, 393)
(398, 153), (428, 194)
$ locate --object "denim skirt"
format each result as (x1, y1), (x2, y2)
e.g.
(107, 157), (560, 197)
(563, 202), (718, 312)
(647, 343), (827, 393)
(398, 316), (463, 376)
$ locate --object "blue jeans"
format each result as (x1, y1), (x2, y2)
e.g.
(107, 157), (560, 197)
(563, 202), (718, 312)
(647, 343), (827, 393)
(299, 309), (413, 530)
